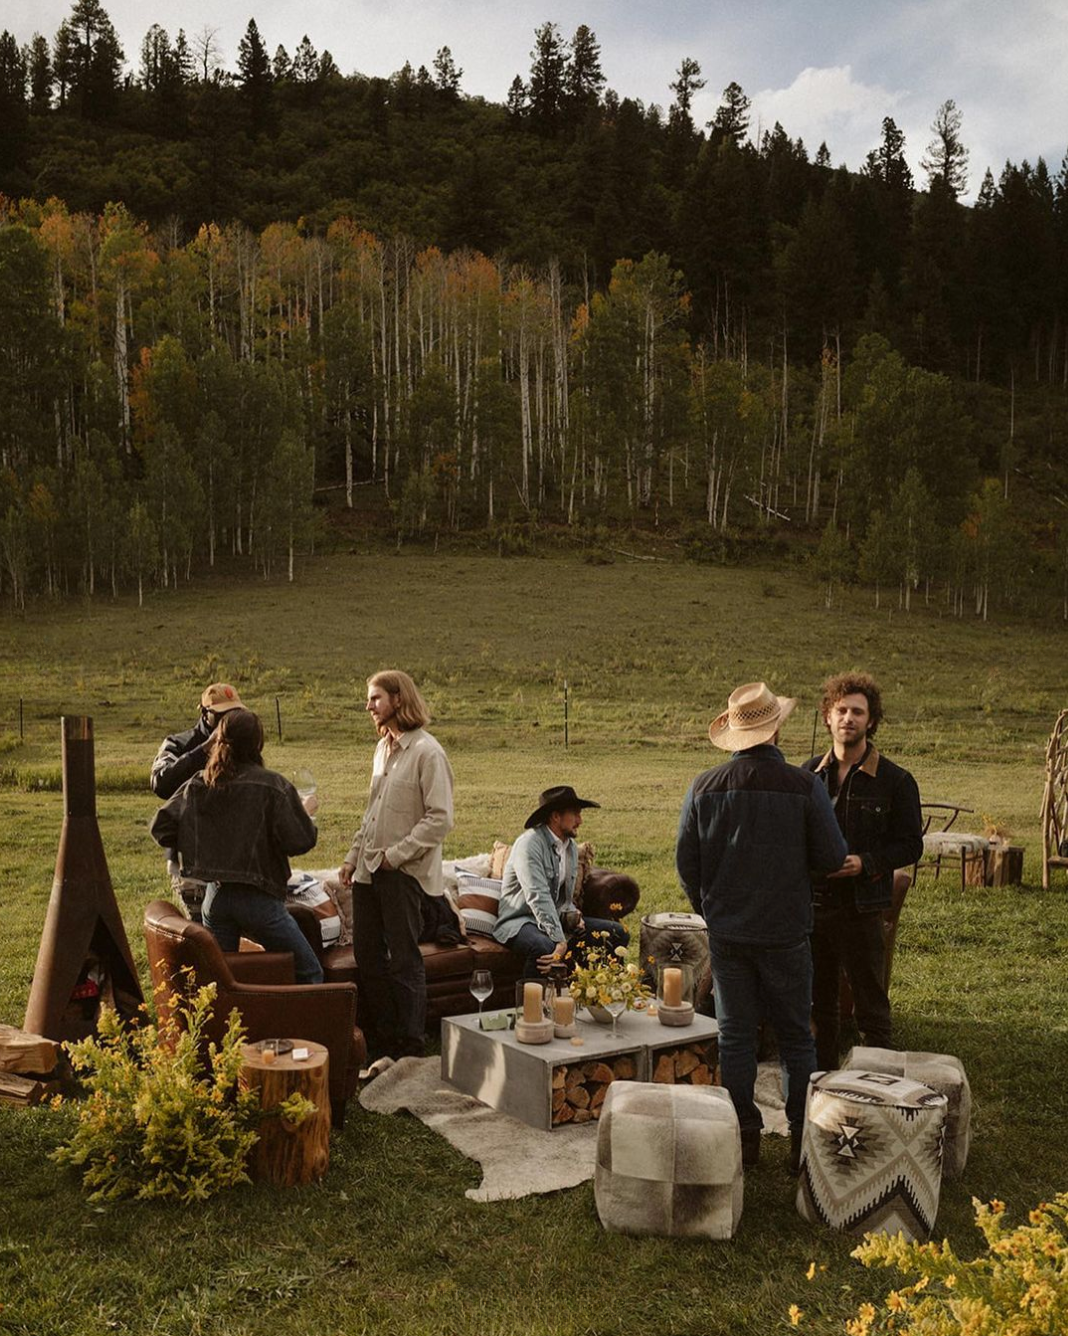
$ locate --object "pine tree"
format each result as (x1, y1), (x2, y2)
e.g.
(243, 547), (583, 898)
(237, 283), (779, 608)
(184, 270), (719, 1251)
(26, 34), (53, 112)
(236, 18), (272, 131)
(921, 98), (969, 198)
(0, 32), (28, 170)
(52, 20), (75, 108)
(528, 21), (567, 134)
(292, 36), (319, 83)
(709, 81), (750, 148)
(433, 45), (462, 97)
(669, 57), (704, 131)
(272, 45), (291, 82)
(565, 25), (604, 120)
(506, 74), (527, 123)
(67, 0), (125, 120)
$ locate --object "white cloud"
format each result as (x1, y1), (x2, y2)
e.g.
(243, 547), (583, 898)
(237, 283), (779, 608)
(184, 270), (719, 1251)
(749, 65), (906, 163)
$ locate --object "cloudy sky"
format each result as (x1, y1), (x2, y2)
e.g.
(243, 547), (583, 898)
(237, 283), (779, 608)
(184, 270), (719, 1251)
(9, 0), (1067, 200)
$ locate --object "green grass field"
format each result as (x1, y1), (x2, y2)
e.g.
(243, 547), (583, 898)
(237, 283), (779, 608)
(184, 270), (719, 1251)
(1, 552), (1066, 1335)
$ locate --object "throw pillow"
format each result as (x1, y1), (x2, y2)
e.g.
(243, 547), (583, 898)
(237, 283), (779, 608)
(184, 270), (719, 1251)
(455, 873), (503, 937)
(489, 840), (512, 880)
(574, 841), (595, 902)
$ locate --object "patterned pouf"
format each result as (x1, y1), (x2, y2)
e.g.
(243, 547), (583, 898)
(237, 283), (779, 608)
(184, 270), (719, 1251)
(844, 1047), (972, 1179)
(797, 1069), (947, 1241)
(595, 1082), (743, 1239)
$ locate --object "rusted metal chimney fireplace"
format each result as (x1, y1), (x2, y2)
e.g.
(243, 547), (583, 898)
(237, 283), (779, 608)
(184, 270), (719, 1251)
(23, 717), (144, 1042)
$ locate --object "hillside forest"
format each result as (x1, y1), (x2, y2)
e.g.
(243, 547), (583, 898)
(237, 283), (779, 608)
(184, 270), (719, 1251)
(1, 4), (1068, 617)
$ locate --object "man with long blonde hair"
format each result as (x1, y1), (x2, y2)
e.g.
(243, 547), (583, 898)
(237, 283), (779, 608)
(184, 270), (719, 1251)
(339, 670), (454, 1065)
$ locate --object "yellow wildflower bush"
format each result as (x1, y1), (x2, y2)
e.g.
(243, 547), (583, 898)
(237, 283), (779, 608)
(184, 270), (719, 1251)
(812, 1193), (1068, 1335)
(52, 982), (262, 1204)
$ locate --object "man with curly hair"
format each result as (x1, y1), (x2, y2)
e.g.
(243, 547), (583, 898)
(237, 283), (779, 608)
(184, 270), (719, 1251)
(803, 672), (923, 1070)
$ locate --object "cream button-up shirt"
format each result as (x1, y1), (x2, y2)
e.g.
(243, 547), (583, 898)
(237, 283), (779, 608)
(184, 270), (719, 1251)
(345, 727), (454, 896)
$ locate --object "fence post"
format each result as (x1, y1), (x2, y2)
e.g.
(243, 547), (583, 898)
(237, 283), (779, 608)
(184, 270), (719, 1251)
(19, 697), (24, 740)
(275, 697), (283, 744)
(564, 680), (569, 751)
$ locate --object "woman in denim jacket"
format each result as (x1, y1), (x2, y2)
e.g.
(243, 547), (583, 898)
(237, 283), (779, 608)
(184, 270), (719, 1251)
(150, 708), (323, 982)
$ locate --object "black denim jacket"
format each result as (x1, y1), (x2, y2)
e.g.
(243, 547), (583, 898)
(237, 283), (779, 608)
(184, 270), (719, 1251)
(803, 744), (923, 911)
(149, 763), (317, 898)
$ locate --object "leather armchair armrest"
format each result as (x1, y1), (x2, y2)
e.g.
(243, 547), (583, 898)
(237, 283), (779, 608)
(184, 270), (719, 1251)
(225, 952), (297, 985)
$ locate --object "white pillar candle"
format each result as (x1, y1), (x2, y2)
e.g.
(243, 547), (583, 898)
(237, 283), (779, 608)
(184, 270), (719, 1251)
(523, 981), (544, 1023)
(552, 994), (575, 1026)
(663, 968), (683, 1008)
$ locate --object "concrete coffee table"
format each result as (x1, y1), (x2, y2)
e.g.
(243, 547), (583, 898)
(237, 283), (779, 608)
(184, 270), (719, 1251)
(441, 1008), (719, 1132)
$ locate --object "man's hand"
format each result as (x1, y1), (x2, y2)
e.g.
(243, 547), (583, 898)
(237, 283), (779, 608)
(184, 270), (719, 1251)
(337, 861), (356, 887)
(302, 793), (319, 818)
(536, 942), (568, 975)
(828, 854), (864, 878)
(380, 853), (394, 871)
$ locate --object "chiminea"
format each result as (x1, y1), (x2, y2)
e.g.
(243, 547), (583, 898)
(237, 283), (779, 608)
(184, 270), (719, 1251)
(24, 717), (144, 1042)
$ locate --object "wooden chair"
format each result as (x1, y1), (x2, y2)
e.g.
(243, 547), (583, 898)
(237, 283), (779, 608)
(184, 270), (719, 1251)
(1041, 709), (1068, 890)
(915, 801), (988, 891)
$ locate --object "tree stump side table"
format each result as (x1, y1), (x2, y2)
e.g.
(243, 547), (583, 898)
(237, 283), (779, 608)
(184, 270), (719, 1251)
(240, 1040), (331, 1186)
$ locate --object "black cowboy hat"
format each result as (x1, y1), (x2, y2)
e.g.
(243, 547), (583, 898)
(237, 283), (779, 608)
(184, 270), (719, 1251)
(524, 785), (601, 829)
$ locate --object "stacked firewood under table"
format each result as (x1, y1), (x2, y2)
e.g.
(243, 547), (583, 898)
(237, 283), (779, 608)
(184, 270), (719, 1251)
(551, 1038), (719, 1127)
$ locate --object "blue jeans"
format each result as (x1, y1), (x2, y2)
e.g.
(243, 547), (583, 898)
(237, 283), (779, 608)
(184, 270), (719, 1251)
(708, 935), (816, 1135)
(509, 917), (630, 980)
(203, 882), (324, 985)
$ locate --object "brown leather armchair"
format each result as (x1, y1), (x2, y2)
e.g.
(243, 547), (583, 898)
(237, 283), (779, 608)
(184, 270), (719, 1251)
(143, 900), (366, 1127)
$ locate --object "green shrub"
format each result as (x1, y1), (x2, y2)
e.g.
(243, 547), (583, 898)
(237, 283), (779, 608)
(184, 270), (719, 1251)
(53, 983), (262, 1204)
(797, 1193), (1068, 1334)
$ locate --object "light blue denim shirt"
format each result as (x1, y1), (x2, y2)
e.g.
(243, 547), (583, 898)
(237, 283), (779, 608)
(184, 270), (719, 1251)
(493, 825), (578, 944)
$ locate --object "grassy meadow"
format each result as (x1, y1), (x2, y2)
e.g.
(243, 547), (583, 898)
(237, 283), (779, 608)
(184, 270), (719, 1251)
(1, 550), (1066, 1336)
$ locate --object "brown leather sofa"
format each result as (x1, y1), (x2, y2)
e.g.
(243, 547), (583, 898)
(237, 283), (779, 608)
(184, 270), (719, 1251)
(143, 899), (367, 1126)
(290, 868), (641, 1025)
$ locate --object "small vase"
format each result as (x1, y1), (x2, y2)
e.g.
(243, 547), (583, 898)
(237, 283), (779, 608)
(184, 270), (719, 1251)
(586, 1004), (614, 1024)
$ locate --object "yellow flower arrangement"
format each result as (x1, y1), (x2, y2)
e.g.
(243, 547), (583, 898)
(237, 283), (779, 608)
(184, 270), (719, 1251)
(568, 938), (652, 1012)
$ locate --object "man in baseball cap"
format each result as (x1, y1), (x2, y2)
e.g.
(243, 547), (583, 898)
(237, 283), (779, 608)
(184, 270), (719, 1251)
(676, 682), (846, 1172)
(150, 682), (245, 919)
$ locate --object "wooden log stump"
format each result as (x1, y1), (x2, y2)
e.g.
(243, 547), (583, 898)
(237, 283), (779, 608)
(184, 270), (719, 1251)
(986, 843), (1025, 886)
(240, 1041), (330, 1186)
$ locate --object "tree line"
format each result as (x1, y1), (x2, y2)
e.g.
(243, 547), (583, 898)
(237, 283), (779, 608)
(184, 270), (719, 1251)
(2, 199), (1067, 619)
(0, 4), (1067, 616)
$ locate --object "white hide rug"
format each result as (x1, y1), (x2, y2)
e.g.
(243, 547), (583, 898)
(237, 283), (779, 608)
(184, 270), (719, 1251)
(358, 1056), (788, 1202)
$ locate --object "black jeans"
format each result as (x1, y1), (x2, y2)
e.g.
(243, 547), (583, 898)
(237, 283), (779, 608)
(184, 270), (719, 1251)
(352, 869), (427, 1060)
(811, 902), (891, 1071)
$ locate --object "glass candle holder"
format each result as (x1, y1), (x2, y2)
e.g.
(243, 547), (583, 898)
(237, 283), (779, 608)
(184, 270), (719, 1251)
(657, 963), (694, 1011)
(516, 978), (553, 1025)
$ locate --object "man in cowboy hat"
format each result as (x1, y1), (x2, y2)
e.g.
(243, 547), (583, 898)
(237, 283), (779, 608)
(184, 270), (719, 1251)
(803, 672), (923, 1071)
(676, 682), (846, 1170)
(150, 682), (246, 920)
(494, 785), (629, 978)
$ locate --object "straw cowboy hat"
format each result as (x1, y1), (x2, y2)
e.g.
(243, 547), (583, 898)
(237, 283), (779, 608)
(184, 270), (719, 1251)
(524, 785), (601, 829)
(200, 682), (245, 713)
(708, 682), (797, 751)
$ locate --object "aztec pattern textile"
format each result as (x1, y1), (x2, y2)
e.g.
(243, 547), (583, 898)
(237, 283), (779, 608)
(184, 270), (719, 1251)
(844, 1047), (972, 1180)
(595, 1082), (743, 1239)
(638, 911), (713, 1008)
(796, 1069), (947, 1241)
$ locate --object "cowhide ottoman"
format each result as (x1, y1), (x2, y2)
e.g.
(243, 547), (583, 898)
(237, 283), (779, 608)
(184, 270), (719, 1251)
(595, 1082), (743, 1239)
(844, 1046), (972, 1179)
(797, 1069), (947, 1242)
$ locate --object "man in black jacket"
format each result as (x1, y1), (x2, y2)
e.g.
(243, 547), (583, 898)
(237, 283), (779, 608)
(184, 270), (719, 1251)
(804, 672), (923, 1071)
(150, 682), (245, 919)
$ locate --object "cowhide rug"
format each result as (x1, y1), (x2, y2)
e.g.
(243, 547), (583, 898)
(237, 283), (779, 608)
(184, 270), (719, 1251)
(358, 1057), (788, 1202)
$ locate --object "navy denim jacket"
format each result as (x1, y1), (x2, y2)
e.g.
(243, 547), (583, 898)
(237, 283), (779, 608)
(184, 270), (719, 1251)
(803, 744), (923, 912)
(150, 763), (317, 898)
(676, 743), (847, 946)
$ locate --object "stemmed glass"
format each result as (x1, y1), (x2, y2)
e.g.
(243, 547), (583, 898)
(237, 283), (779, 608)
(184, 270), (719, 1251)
(469, 969), (493, 1024)
(293, 768), (317, 800)
(605, 991), (627, 1038)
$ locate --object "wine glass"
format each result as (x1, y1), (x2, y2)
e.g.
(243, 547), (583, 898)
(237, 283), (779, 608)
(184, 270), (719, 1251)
(605, 991), (627, 1039)
(293, 768), (317, 800)
(469, 969), (493, 1023)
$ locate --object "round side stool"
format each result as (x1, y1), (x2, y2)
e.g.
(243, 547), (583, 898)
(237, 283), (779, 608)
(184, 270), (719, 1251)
(796, 1069), (947, 1241)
